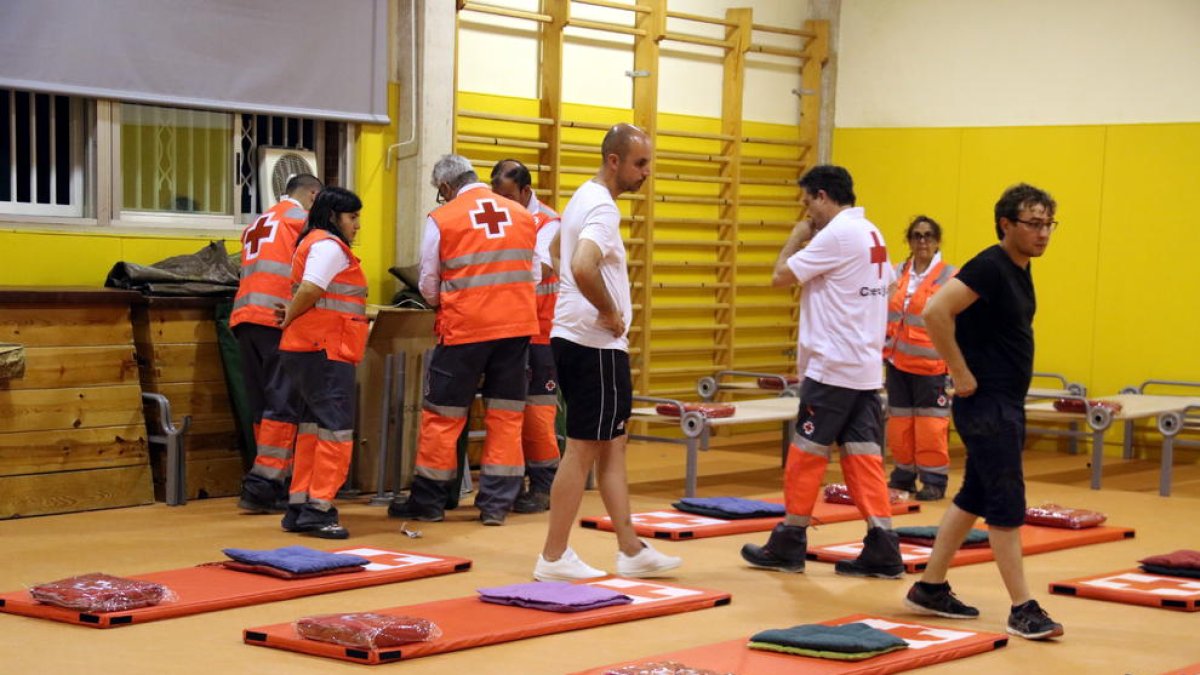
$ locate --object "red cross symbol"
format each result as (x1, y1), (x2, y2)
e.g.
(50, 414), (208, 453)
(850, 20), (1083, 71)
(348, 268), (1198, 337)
(869, 231), (888, 279)
(884, 623), (964, 644)
(1119, 577), (1196, 592)
(470, 199), (511, 239)
(243, 213), (277, 259)
(598, 581), (677, 600)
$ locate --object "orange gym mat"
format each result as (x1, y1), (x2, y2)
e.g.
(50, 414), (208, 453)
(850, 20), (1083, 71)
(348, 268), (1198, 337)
(572, 613), (1007, 675)
(243, 578), (731, 665)
(807, 525), (1135, 573)
(581, 499), (920, 541)
(0, 547), (471, 628)
(1049, 569), (1200, 611)
(1162, 663), (1200, 675)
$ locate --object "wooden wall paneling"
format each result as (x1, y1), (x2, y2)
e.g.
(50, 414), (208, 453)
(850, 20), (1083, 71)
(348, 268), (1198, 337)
(0, 304), (134, 347)
(0, 464), (153, 518)
(631, 0), (663, 395)
(1, 345), (139, 391)
(0, 425), (149, 476)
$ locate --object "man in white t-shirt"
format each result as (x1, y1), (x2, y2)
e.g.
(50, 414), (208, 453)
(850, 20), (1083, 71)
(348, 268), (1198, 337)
(740, 165), (904, 579)
(532, 123), (680, 582)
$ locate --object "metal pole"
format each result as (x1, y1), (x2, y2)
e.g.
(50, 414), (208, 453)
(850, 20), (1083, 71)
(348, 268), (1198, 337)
(369, 353), (394, 505)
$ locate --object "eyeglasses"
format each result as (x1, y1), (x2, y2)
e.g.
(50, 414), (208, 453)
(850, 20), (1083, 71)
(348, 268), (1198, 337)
(908, 232), (938, 242)
(1014, 218), (1059, 233)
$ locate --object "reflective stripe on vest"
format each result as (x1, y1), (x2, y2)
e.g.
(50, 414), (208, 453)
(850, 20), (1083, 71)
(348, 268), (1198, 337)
(231, 199), (307, 329)
(884, 259), (955, 375)
(279, 230), (369, 364)
(430, 186), (539, 346)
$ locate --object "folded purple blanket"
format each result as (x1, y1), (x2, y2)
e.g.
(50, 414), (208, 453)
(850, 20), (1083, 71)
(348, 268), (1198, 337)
(477, 582), (631, 613)
(221, 546), (369, 574)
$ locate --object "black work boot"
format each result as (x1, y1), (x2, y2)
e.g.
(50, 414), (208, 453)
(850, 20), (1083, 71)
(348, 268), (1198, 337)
(915, 484), (946, 501)
(387, 476), (450, 522)
(294, 505), (349, 539)
(887, 468), (917, 494)
(740, 523), (807, 573)
(238, 474), (288, 513)
(835, 527), (905, 579)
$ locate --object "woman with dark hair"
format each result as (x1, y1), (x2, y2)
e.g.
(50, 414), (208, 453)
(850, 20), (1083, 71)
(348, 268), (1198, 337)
(882, 215), (957, 501)
(273, 186), (368, 538)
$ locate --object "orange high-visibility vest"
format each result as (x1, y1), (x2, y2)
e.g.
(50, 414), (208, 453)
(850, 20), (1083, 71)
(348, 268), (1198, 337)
(532, 203), (560, 345)
(279, 230), (369, 364)
(230, 198), (308, 329)
(430, 186), (538, 346)
(883, 259), (956, 376)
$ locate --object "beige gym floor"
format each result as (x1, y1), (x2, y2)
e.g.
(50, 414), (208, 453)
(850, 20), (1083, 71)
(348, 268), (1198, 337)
(1, 440), (1196, 674)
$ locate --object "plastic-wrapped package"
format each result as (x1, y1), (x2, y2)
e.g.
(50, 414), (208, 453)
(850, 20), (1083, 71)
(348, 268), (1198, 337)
(29, 573), (174, 612)
(1024, 503), (1107, 529)
(822, 483), (910, 505)
(1052, 398), (1123, 415)
(605, 662), (733, 675)
(655, 403), (736, 418)
(757, 375), (799, 390)
(295, 613), (442, 649)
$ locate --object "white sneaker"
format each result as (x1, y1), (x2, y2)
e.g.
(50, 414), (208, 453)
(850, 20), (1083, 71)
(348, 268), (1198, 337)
(533, 547), (607, 582)
(617, 541), (682, 578)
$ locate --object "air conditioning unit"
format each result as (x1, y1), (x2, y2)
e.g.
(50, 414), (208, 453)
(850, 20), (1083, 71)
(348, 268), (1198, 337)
(258, 147), (319, 205)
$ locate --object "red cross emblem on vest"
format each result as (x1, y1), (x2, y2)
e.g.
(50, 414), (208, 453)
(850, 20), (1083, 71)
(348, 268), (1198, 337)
(869, 231), (888, 279)
(470, 199), (511, 239)
(243, 213), (279, 260)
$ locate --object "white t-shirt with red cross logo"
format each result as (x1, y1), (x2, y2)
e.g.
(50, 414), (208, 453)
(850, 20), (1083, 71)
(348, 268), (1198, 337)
(786, 206), (894, 390)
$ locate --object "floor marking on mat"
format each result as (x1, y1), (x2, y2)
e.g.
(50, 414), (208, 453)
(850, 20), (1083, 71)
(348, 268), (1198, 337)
(590, 578), (705, 605)
(1082, 573), (1200, 596)
(825, 542), (932, 562)
(859, 617), (977, 650)
(335, 548), (445, 571)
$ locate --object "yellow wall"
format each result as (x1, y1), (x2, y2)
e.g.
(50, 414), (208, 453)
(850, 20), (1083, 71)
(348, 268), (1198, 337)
(832, 123), (1200, 396)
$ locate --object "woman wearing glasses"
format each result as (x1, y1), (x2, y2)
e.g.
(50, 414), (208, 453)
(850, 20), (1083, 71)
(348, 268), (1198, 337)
(882, 216), (956, 501)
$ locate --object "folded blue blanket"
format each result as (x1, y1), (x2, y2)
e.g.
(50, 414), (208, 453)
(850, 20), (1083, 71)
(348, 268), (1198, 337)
(672, 497), (786, 519)
(221, 546), (370, 574)
(477, 582), (631, 613)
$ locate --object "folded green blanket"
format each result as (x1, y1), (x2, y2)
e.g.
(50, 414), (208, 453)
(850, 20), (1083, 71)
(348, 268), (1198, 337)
(747, 641), (907, 661)
(748, 622), (908, 658)
(895, 526), (989, 548)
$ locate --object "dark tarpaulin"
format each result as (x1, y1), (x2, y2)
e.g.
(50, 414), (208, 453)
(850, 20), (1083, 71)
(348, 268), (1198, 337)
(104, 241), (239, 296)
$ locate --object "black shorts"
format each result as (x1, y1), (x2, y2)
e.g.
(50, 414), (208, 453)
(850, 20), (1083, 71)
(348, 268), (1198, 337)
(795, 378), (884, 450)
(551, 337), (631, 441)
(951, 393), (1027, 527)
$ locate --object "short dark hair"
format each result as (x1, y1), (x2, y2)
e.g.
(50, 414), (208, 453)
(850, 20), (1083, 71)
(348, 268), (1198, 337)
(993, 183), (1056, 240)
(285, 173), (322, 195)
(490, 159), (531, 189)
(906, 214), (942, 242)
(798, 165), (856, 206)
(298, 186), (362, 247)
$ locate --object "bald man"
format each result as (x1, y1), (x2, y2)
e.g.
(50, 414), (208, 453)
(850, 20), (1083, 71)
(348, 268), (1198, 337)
(533, 124), (681, 582)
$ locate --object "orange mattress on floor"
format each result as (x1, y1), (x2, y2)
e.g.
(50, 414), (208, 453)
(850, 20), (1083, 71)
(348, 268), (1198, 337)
(243, 577), (731, 665)
(0, 547), (471, 628)
(1162, 663), (1200, 675)
(573, 614), (1007, 675)
(1050, 568), (1200, 611)
(581, 499), (920, 541)
(807, 525), (1135, 573)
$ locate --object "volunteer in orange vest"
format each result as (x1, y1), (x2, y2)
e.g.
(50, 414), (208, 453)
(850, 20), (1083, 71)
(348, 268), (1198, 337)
(274, 186), (368, 539)
(388, 154), (539, 526)
(883, 215), (956, 501)
(231, 173), (323, 513)
(489, 158), (561, 514)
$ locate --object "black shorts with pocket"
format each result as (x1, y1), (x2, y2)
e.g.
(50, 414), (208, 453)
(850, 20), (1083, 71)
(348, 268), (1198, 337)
(951, 392), (1027, 527)
(551, 337), (632, 441)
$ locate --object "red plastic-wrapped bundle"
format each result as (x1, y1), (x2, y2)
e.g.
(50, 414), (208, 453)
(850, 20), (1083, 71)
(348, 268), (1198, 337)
(1024, 503), (1107, 529)
(823, 483), (910, 505)
(29, 573), (173, 612)
(295, 613), (442, 649)
(1052, 399), (1123, 415)
(655, 403), (736, 419)
(605, 662), (733, 675)
(757, 375), (800, 390)
(1138, 550), (1200, 571)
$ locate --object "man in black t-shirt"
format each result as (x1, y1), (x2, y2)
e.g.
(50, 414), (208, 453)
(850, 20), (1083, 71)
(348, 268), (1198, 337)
(901, 183), (1065, 641)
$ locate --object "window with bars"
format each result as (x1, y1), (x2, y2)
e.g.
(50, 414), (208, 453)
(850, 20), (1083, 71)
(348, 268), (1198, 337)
(0, 86), (352, 228)
(119, 104), (349, 224)
(0, 89), (86, 217)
